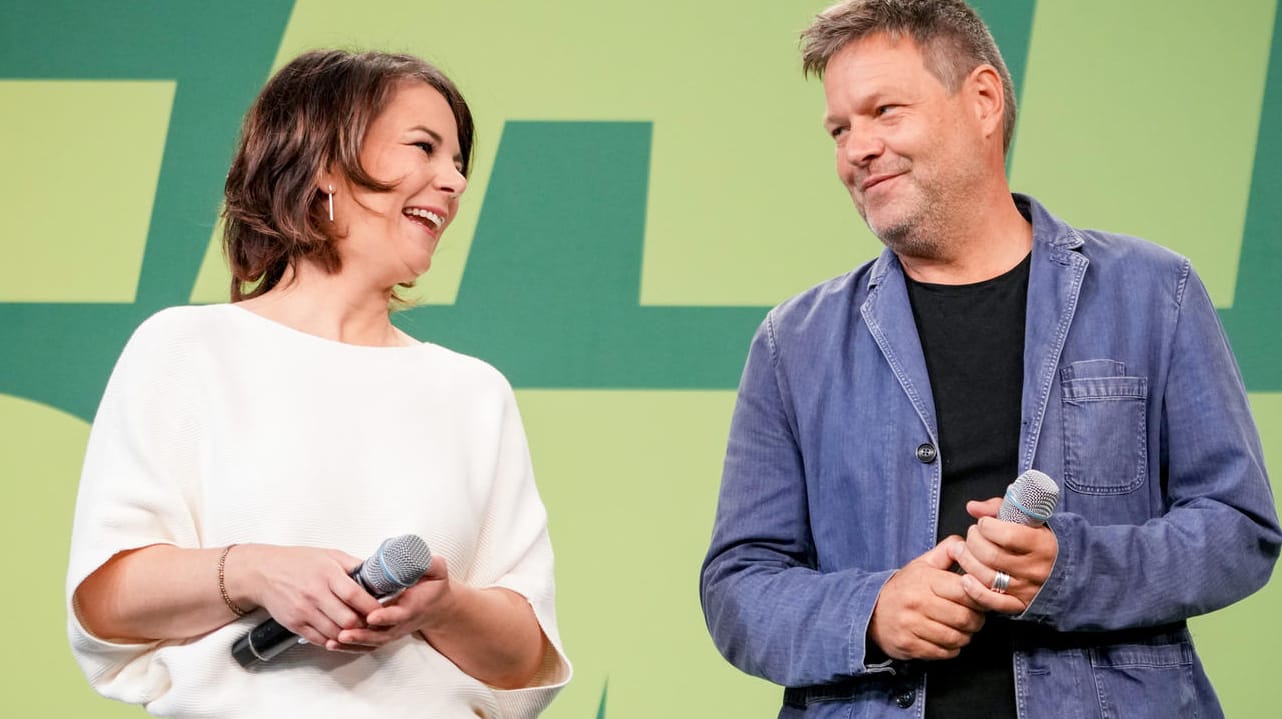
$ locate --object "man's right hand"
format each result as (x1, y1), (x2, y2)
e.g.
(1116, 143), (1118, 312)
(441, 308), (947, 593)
(867, 537), (986, 661)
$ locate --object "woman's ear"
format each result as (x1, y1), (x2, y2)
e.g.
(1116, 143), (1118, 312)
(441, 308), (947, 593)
(316, 167), (339, 197)
(316, 172), (339, 223)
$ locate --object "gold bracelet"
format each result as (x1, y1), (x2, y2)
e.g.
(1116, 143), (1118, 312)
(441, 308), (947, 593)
(218, 544), (248, 617)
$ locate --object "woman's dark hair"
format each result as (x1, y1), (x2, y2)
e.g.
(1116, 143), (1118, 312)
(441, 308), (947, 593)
(222, 49), (474, 301)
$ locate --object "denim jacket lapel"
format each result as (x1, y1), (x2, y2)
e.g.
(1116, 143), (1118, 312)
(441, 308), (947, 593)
(860, 249), (939, 446)
(1019, 195), (1089, 473)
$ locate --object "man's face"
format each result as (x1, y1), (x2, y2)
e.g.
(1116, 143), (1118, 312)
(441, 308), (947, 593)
(822, 33), (987, 256)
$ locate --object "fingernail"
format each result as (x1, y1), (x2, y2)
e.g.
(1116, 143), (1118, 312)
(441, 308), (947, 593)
(962, 576), (975, 592)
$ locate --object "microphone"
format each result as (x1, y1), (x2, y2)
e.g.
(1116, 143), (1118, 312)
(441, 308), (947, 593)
(997, 469), (1060, 527)
(231, 534), (432, 668)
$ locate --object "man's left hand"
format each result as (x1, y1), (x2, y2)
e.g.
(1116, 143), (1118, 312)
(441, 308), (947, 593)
(949, 497), (1058, 614)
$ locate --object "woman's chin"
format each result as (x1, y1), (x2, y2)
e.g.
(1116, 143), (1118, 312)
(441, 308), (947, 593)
(391, 261), (431, 289)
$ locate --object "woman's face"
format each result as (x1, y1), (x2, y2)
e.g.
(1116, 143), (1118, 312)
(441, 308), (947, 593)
(331, 80), (468, 287)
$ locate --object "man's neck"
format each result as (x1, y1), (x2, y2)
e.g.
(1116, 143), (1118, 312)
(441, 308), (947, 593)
(897, 192), (1032, 285)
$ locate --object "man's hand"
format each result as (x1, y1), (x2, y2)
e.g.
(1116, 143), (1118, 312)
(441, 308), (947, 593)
(868, 537), (987, 661)
(950, 498), (1058, 614)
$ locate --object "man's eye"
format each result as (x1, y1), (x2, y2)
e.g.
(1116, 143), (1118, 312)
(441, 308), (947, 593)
(876, 105), (897, 116)
(829, 126), (847, 140)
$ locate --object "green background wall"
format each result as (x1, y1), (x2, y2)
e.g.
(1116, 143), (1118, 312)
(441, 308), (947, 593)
(2, 0), (1280, 716)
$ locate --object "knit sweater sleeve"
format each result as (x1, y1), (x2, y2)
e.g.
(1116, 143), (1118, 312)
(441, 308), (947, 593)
(464, 370), (572, 718)
(65, 309), (205, 704)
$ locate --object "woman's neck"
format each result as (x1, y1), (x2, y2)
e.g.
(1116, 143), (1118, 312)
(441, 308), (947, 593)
(234, 261), (406, 347)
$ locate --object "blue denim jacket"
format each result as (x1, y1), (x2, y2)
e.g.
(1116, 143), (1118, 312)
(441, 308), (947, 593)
(700, 195), (1281, 718)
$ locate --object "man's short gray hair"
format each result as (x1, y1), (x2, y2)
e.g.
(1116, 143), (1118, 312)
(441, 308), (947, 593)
(801, 0), (1017, 153)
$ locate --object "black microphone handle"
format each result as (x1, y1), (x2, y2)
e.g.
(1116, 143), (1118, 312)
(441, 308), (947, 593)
(231, 617), (297, 667)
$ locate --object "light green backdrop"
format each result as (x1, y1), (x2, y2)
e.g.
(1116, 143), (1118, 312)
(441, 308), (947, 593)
(2, 0), (1280, 716)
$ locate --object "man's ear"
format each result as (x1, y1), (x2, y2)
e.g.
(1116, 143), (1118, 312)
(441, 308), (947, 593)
(967, 63), (1006, 141)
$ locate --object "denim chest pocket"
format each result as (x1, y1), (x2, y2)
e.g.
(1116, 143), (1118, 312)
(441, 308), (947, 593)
(1060, 360), (1148, 495)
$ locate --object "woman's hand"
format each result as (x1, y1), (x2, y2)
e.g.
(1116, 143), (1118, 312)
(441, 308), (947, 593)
(331, 556), (548, 687)
(229, 544), (384, 650)
(330, 556), (455, 650)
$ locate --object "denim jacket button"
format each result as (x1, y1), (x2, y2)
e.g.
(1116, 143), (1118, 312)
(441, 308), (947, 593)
(915, 443), (937, 463)
(894, 689), (915, 708)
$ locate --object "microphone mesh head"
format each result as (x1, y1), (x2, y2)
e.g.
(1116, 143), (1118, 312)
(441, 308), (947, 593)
(358, 534), (432, 595)
(998, 470), (1060, 526)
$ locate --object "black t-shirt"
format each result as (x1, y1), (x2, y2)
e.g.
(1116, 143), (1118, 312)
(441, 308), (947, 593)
(905, 253), (1030, 719)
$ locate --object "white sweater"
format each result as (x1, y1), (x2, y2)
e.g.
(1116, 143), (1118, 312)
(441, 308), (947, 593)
(66, 304), (571, 718)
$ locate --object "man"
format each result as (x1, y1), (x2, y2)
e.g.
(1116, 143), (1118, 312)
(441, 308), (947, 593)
(698, 1), (1280, 717)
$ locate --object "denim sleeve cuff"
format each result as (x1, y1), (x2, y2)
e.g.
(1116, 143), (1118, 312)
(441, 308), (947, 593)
(1019, 513), (1077, 625)
(850, 569), (899, 673)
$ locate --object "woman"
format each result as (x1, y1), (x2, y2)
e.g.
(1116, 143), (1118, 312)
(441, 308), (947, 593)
(66, 49), (570, 718)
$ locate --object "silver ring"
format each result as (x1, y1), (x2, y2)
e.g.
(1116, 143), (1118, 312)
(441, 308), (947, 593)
(991, 571), (1011, 594)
